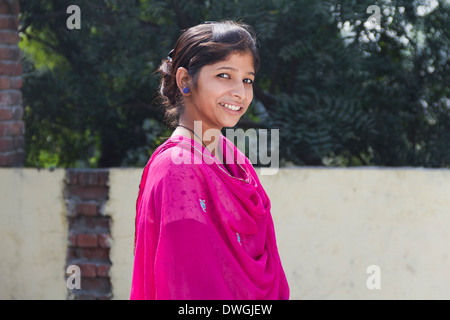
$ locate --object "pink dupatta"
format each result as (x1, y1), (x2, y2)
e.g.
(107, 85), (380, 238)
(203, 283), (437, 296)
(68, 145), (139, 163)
(130, 134), (289, 299)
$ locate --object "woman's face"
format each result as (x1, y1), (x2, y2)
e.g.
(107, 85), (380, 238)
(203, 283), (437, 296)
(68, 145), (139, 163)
(185, 51), (255, 132)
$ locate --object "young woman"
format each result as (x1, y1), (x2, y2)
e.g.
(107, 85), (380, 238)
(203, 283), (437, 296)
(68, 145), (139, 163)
(130, 21), (289, 300)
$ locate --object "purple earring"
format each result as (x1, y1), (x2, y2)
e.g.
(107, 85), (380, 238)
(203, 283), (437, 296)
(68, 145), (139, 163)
(182, 87), (189, 94)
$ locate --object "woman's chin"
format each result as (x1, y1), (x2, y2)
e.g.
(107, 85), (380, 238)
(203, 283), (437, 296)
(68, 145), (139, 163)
(221, 117), (243, 129)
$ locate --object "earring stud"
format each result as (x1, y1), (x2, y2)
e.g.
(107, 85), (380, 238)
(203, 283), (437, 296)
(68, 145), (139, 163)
(182, 87), (190, 94)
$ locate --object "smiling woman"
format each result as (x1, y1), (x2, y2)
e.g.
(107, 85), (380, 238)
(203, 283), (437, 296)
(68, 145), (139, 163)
(176, 51), (255, 137)
(159, 21), (260, 147)
(130, 21), (289, 300)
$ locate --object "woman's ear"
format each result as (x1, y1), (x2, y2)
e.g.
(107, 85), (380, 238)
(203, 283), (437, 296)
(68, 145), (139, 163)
(176, 67), (192, 96)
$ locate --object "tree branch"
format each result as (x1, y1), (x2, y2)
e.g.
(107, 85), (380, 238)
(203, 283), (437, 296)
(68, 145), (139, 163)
(21, 30), (61, 53)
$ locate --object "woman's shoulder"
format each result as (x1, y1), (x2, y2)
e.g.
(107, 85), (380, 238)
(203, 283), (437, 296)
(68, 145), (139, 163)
(146, 138), (206, 184)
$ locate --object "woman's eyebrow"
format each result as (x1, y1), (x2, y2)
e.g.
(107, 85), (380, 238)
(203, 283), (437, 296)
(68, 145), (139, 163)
(215, 66), (255, 76)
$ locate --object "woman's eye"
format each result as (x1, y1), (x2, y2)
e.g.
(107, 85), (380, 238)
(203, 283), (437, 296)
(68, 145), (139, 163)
(217, 73), (253, 84)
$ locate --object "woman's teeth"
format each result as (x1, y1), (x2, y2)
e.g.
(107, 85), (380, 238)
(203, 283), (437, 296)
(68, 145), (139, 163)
(220, 103), (241, 111)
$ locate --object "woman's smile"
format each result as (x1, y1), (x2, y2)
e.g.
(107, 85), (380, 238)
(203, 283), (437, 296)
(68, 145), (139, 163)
(219, 102), (244, 113)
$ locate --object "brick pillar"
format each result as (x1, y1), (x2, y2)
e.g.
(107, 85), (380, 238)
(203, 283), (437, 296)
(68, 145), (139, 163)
(64, 169), (112, 300)
(0, 0), (25, 167)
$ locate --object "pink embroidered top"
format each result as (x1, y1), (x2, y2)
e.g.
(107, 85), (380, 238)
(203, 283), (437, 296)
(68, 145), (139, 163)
(130, 134), (289, 299)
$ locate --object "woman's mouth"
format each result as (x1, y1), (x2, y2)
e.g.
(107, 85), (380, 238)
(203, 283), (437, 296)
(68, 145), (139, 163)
(219, 102), (243, 113)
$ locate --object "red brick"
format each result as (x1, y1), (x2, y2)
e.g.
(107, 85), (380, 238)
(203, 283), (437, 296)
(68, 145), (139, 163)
(10, 76), (21, 89)
(0, 77), (10, 89)
(12, 106), (22, 119)
(98, 233), (112, 248)
(80, 277), (111, 291)
(14, 121), (24, 135)
(67, 216), (76, 228)
(0, 154), (8, 166)
(0, 137), (13, 152)
(0, 30), (20, 45)
(0, 90), (22, 105)
(77, 233), (98, 248)
(12, 135), (23, 149)
(67, 234), (77, 247)
(97, 171), (109, 186)
(0, 16), (18, 30)
(76, 203), (98, 216)
(69, 215), (102, 232)
(0, 61), (22, 76)
(0, 121), (25, 136)
(0, 106), (23, 120)
(0, 107), (12, 120)
(0, 31), (19, 45)
(76, 171), (87, 185)
(14, 149), (24, 163)
(79, 264), (97, 278)
(0, 1), (20, 15)
(0, 47), (20, 60)
(66, 171), (78, 185)
(78, 171), (99, 186)
(96, 264), (111, 277)
(66, 248), (78, 260)
(0, 135), (24, 151)
(0, 2), (8, 14)
(77, 248), (109, 261)
(86, 217), (110, 232)
(69, 185), (108, 200)
(0, 150), (24, 166)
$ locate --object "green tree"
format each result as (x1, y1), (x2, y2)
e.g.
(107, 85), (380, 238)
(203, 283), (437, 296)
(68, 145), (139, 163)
(19, 0), (449, 168)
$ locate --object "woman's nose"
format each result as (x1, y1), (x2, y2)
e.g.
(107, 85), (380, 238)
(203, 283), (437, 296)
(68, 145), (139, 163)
(230, 81), (245, 100)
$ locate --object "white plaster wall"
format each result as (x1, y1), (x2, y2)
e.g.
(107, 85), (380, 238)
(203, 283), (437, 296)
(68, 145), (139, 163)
(1, 167), (449, 299)
(0, 168), (67, 299)
(107, 168), (142, 300)
(259, 167), (450, 299)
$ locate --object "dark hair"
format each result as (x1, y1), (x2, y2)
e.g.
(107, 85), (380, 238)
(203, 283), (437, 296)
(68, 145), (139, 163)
(158, 20), (260, 128)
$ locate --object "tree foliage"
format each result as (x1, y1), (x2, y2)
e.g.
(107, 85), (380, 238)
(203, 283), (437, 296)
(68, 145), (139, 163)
(19, 0), (449, 168)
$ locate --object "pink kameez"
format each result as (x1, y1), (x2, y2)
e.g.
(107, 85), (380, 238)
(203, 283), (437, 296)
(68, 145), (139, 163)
(130, 134), (289, 300)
